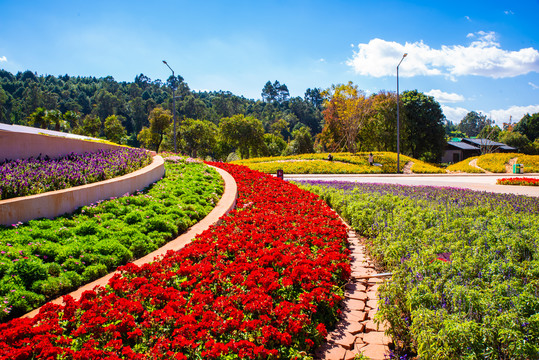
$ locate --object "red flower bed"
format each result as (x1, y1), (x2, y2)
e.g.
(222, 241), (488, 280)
(497, 177), (539, 186)
(0, 163), (350, 359)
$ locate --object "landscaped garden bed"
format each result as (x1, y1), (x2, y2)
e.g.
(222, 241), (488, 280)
(232, 152), (443, 174)
(299, 181), (539, 359)
(0, 148), (153, 200)
(0, 163), (350, 359)
(0, 158), (223, 320)
(497, 177), (539, 186)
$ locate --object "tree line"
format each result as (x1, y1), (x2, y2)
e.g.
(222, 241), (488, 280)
(2, 69), (537, 161)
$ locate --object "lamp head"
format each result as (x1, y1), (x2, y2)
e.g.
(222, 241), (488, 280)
(162, 60), (167, 64)
(403, 53), (408, 58)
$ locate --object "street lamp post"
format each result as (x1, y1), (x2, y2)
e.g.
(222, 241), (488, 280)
(162, 60), (177, 153)
(396, 53), (407, 174)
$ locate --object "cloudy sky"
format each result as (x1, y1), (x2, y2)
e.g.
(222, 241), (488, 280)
(1, 0), (538, 126)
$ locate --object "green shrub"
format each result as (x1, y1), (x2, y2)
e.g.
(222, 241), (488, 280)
(0, 160), (223, 321)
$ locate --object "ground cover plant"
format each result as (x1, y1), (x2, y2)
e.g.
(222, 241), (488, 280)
(497, 177), (539, 186)
(0, 148), (153, 200)
(476, 153), (520, 173)
(446, 156), (483, 173)
(0, 158), (223, 320)
(299, 181), (539, 359)
(516, 155), (539, 173)
(232, 152), (442, 174)
(0, 163), (350, 359)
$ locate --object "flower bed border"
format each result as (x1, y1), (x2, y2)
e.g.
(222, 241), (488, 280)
(0, 155), (165, 226)
(21, 164), (237, 319)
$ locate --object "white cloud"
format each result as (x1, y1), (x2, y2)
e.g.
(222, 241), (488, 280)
(0, 56), (6, 62)
(529, 82), (539, 90)
(465, 16), (471, 22)
(486, 105), (539, 125)
(347, 31), (539, 79)
(443, 104), (539, 125)
(504, 10), (514, 15)
(442, 105), (469, 123)
(426, 89), (465, 103)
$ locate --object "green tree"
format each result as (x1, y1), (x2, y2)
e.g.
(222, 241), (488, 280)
(363, 91), (398, 152)
(284, 126), (314, 155)
(304, 88), (323, 110)
(104, 115), (127, 144)
(45, 109), (64, 131)
(137, 107), (172, 152)
(513, 113), (539, 142)
(63, 111), (81, 131)
(477, 124), (501, 141)
(27, 107), (48, 129)
(457, 111), (492, 138)
(219, 114), (265, 159)
(498, 131), (531, 153)
(263, 133), (287, 156)
(400, 90), (446, 162)
(0, 86), (10, 123)
(80, 114), (101, 137)
(180, 118), (218, 158)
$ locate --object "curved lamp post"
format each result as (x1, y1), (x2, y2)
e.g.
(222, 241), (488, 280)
(396, 53), (407, 174)
(162, 60), (177, 153)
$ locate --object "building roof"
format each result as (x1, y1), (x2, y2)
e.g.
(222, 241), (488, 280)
(462, 138), (517, 150)
(446, 141), (480, 150)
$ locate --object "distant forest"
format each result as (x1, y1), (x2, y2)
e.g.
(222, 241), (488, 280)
(0, 69), (323, 151)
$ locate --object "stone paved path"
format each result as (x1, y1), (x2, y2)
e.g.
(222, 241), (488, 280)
(315, 228), (391, 360)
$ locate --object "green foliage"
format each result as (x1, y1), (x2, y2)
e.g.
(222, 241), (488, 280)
(179, 118), (218, 158)
(498, 131), (531, 153)
(219, 114), (265, 159)
(458, 111), (493, 137)
(0, 160), (223, 321)
(283, 126), (314, 155)
(400, 90), (446, 162)
(513, 112), (539, 142)
(138, 107), (172, 152)
(103, 114), (127, 144)
(302, 183), (539, 359)
(0, 70), (324, 153)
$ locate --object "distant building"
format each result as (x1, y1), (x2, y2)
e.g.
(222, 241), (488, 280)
(442, 138), (517, 163)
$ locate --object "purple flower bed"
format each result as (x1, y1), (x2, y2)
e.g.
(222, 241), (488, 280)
(295, 180), (539, 214)
(0, 148), (152, 200)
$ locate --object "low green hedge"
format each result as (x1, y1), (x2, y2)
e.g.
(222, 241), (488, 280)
(300, 181), (539, 359)
(0, 159), (223, 321)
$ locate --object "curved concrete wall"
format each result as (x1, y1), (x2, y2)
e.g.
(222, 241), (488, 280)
(0, 156), (165, 226)
(0, 128), (120, 161)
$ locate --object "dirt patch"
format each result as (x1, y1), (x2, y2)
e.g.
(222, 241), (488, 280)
(469, 158), (491, 174)
(402, 161), (413, 174)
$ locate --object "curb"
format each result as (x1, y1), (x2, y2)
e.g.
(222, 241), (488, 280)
(0, 155), (165, 226)
(22, 164), (237, 319)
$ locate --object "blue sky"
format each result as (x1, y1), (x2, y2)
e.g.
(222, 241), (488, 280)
(1, 0), (538, 126)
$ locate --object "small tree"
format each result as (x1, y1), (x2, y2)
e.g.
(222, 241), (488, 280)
(284, 126), (314, 155)
(104, 115), (127, 144)
(180, 118), (218, 158)
(137, 107), (172, 153)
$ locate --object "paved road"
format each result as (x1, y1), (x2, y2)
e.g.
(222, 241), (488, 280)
(284, 173), (539, 198)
